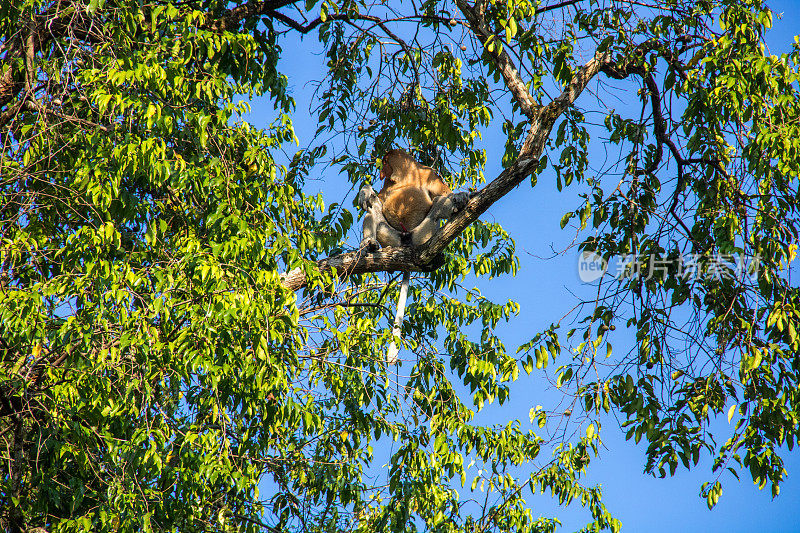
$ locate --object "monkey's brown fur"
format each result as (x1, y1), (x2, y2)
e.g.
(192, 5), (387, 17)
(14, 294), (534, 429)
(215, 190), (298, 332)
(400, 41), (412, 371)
(377, 148), (452, 232)
(359, 148), (469, 249)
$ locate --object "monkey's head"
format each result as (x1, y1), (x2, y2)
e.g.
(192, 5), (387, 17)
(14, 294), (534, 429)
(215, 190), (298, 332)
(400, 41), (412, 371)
(380, 148), (413, 179)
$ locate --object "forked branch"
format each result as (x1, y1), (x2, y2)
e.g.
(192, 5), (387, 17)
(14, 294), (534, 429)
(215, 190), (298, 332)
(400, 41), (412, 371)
(281, 49), (620, 290)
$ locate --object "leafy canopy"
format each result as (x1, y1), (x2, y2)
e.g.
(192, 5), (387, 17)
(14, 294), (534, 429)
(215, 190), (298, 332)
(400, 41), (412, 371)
(1, 0), (800, 531)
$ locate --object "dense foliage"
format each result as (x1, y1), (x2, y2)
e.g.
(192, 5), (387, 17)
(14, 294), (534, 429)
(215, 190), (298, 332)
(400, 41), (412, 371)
(1, 0), (799, 532)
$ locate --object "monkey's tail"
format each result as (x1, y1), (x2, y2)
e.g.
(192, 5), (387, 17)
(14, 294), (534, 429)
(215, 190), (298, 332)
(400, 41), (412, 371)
(386, 271), (410, 365)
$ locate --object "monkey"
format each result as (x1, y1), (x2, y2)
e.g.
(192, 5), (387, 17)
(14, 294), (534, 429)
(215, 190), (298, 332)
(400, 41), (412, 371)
(358, 148), (470, 250)
(357, 148), (472, 364)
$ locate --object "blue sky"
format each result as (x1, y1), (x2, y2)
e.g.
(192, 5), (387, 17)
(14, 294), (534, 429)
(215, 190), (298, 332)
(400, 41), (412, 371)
(250, 2), (800, 530)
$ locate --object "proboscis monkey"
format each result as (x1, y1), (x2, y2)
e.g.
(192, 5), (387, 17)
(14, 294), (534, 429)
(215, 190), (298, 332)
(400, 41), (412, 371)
(357, 148), (471, 363)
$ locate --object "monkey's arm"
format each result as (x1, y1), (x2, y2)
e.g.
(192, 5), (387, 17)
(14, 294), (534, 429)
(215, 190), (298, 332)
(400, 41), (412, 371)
(423, 169), (452, 198)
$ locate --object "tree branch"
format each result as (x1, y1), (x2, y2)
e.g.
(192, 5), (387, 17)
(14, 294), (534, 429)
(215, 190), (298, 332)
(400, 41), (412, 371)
(207, 0), (297, 32)
(279, 157), (537, 291)
(599, 50), (705, 246)
(266, 11), (378, 34)
(418, 157), (539, 264)
(455, 0), (540, 119)
(265, 10), (422, 96)
(536, 0), (581, 14)
(0, 5), (107, 110)
(279, 246), (442, 292)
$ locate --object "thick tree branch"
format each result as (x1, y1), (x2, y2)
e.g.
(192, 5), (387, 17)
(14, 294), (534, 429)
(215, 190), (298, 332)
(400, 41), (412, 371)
(454, 0), (586, 120)
(25, 23), (36, 95)
(279, 158), (537, 291)
(418, 156), (539, 264)
(521, 50), (612, 155)
(423, 50), (614, 262)
(280, 246), (442, 292)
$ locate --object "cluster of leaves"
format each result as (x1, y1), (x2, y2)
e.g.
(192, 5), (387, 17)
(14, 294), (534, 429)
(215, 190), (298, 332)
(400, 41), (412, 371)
(558, 0), (800, 507)
(1, 0), (327, 530)
(2, 0), (800, 532)
(0, 0), (618, 532)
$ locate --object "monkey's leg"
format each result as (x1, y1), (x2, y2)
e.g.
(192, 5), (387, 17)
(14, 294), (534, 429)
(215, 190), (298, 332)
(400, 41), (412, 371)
(359, 184), (404, 249)
(375, 219), (404, 247)
(386, 271), (410, 365)
(410, 191), (472, 246)
(362, 210), (405, 249)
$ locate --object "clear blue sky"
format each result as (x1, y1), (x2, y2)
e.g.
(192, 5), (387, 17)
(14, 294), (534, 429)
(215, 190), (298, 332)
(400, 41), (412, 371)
(251, 2), (800, 530)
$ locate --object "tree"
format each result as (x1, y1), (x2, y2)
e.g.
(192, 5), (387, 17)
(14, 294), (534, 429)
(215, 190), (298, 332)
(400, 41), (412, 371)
(1, 0), (799, 531)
